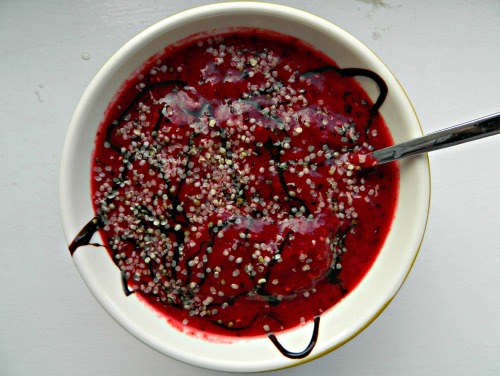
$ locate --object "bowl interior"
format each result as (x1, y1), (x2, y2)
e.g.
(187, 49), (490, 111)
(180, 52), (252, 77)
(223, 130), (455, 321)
(60, 2), (430, 372)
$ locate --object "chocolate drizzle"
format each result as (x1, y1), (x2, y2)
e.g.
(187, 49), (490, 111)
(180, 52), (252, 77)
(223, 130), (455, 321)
(122, 272), (135, 296)
(301, 66), (388, 134)
(68, 217), (102, 255)
(268, 316), (320, 359)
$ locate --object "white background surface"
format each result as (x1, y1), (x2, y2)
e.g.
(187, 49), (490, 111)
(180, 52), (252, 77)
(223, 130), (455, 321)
(1, 0), (500, 375)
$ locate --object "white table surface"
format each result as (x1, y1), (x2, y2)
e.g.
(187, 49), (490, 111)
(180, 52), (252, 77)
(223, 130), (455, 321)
(2, 0), (500, 375)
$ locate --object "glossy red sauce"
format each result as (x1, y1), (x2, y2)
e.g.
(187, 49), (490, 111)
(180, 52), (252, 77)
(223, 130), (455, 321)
(89, 29), (398, 338)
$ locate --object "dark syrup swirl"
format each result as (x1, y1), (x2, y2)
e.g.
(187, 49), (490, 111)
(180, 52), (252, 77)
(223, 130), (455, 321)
(68, 217), (102, 255)
(301, 66), (388, 136)
(68, 61), (387, 359)
(268, 316), (320, 359)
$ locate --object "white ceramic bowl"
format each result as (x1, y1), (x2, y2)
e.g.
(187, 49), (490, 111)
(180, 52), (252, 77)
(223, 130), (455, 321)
(59, 2), (430, 372)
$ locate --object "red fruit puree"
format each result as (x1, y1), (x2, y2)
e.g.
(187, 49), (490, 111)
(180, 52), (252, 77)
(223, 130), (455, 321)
(71, 29), (398, 347)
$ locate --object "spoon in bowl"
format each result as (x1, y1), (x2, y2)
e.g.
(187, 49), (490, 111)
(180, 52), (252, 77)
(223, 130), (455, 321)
(364, 112), (500, 166)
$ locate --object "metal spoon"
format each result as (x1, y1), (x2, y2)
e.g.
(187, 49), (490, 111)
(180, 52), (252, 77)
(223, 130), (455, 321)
(371, 112), (500, 165)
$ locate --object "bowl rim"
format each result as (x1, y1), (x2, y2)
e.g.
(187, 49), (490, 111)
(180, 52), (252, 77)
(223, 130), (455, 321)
(59, 1), (431, 372)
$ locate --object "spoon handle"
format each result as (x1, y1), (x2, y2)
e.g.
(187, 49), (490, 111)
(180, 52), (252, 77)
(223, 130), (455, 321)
(372, 112), (500, 165)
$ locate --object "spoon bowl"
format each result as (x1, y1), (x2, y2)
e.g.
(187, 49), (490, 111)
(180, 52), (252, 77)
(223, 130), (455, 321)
(59, 2), (431, 372)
